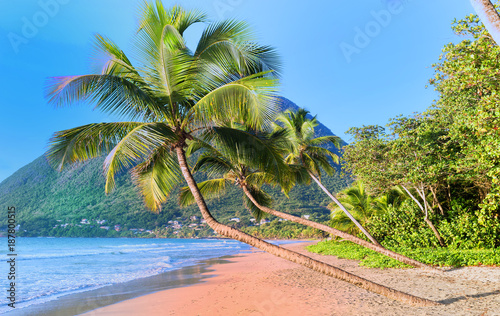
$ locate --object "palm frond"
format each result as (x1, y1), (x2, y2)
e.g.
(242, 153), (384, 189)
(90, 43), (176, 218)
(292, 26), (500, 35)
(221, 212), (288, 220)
(103, 123), (178, 193)
(135, 1), (205, 60)
(91, 34), (143, 83)
(243, 185), (272, 221)
(179, 178), (228, 207)
(45, 74), (162, 121)
(245, 172), (276, 187)
(47, 122), (145, 171)
(194, 19), (280, 78)
(206, 126), (291, 182)
(186, 72), (279, 130)
(306, 145), (340, 165)
(131, 146), (182, 211)
(184, 137), (216, 157)
(192, 155), (234, 178)
(309, 135), (341, 149)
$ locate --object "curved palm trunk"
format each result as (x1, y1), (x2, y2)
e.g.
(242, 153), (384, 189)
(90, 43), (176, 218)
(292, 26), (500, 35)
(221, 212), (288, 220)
(307, 171), (381, 246)
(241, 185), (441, 272)
(175, 146), (439, 306)
(470, 0), (500, 45)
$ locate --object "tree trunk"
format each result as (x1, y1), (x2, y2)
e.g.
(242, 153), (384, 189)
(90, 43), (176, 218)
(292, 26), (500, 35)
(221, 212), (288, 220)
(241, 185), (441, 272)
(430, 186), (445, 216)
(175, 146), (439, 306)
(470, 0), (500, 45)
(402, 185), (446, 247)
(307, 171), (381, 246)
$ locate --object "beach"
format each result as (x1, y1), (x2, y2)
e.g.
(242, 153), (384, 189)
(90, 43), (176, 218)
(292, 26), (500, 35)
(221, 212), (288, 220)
(82, 241), (500, 316)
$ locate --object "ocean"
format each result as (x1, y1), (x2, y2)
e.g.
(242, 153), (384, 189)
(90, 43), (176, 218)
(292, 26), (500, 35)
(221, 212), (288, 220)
(0, 237), (280, 315)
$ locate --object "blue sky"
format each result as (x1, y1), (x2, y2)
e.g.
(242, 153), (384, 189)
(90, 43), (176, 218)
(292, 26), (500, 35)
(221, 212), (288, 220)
(0, 0), (475, 182)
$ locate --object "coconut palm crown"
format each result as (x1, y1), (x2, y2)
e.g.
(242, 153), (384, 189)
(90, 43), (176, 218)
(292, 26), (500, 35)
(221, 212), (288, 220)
(179, 123), (295, 220)
(275, 108), (341, 180)
(46, 2), (280, 211)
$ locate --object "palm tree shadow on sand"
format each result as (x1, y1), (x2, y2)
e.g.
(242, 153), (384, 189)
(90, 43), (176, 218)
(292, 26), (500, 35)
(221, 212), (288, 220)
(438, 290), (500, 305)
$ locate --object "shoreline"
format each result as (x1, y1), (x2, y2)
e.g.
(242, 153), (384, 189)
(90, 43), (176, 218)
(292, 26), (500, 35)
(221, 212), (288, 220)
(82, 242), (500, 316)
(5, 254), (247, 316)
(5, 239), (301, 316)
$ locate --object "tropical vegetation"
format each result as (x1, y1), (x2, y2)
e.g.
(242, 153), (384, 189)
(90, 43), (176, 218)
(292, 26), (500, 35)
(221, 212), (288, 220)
(310, 9), (500, 268)
(39, 1), (438, 305)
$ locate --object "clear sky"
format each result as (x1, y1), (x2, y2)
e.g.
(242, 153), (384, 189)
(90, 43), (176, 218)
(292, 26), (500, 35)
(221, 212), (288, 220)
(0, 0), (475, 182)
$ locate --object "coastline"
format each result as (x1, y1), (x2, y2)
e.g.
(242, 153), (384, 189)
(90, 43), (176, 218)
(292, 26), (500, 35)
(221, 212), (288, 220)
(82, 241), (500, 316)
(4, 254), (244, 316)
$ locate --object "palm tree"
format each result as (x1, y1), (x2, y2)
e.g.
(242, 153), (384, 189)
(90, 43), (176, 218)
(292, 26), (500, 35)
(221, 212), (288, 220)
(329, 181), (379, 235)
(371, 186), (407, 214)
(470, 0), (500, 45)
(45, 2), (438, 305)
(275, 108), (381, 246)
(328, 182), (408, 232)
(181, 127), (439, 271)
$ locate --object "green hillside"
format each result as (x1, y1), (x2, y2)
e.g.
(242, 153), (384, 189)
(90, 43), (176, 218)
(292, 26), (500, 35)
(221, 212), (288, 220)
(0, 98), (350, 238)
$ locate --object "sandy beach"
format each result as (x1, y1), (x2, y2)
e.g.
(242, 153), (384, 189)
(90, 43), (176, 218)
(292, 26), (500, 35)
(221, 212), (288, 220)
(82, 241), (500, 316)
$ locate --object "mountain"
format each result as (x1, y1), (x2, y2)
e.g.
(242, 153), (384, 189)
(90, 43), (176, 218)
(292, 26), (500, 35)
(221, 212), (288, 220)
(0, 98), (350, 238)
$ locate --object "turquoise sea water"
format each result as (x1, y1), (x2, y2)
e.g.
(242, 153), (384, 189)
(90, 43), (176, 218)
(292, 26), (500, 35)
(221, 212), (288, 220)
(0, 237), (259, 314)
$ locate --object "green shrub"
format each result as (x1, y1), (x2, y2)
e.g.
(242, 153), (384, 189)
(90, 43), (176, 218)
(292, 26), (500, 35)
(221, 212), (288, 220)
(363, 200), (500, 249)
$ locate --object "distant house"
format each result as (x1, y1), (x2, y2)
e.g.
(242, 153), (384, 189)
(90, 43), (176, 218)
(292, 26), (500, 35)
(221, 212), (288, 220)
(200, 219), (206, 223)
(190, 216), (198, 221)
(100, 226), (110, 230)
(303, 215), (311, 220)
(96, 219), (106, 225)
(80, 219), (89, 224)
(188, 223), (198, 228)
(229, 218), (240, 223)
(260, 219), (270, 225)
(114, 225), (121, 232)
(250, 218), (256, 222)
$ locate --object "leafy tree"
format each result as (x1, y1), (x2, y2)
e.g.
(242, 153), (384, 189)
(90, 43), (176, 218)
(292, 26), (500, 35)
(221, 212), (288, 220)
(430, 11), (500, 218)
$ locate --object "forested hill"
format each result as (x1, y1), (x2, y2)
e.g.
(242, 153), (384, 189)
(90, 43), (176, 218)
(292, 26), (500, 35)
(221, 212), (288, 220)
(0, 98), (350, 238)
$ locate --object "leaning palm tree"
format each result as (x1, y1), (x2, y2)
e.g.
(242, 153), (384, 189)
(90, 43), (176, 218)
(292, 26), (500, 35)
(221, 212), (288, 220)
(329, 182), (379, 235)
(470, 0), (500, 45)
(181, 125), (439, 271)
(45, 2), (438, 305)
(276, 109), (381, 246)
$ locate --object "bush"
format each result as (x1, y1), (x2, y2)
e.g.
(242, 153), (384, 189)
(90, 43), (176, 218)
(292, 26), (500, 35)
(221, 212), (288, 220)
(364, 200), (500, 249)
(364, 201), (443, 249)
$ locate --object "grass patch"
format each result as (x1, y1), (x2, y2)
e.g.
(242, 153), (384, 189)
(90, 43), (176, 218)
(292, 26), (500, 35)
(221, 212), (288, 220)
(307, 240), (500, 269)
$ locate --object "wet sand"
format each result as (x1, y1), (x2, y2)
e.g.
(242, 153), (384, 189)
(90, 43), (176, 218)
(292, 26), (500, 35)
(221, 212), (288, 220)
(82, 241), (500, 316)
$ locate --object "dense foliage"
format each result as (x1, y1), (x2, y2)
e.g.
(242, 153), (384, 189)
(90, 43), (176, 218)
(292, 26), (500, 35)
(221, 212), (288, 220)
(339, 13), (500, 251)
(309, 12), (500, 267)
